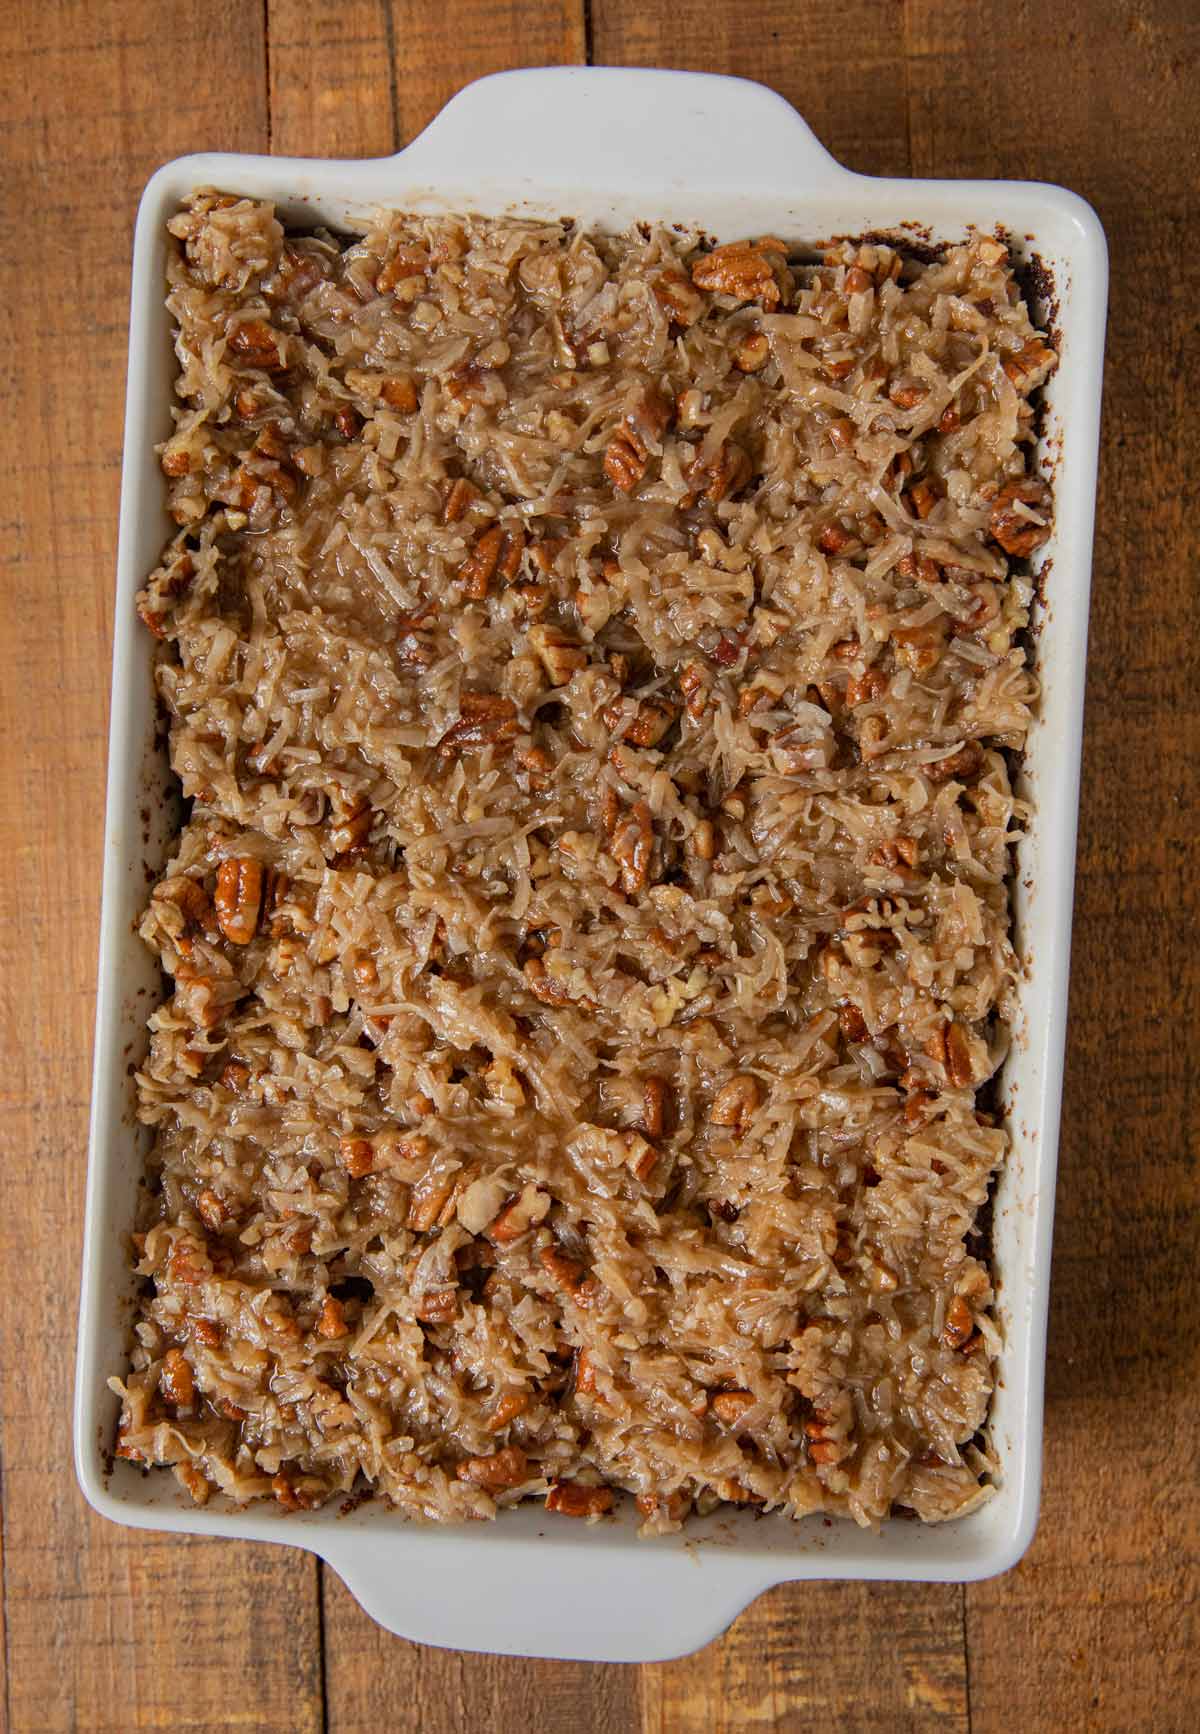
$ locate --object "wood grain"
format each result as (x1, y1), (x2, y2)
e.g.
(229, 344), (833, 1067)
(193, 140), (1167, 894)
(900, 3), (1200, 1727)
(2, 1), (1197, 1729)
(0, 5), (322, 1732)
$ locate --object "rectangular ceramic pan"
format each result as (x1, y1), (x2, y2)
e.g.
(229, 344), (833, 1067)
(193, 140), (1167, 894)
(76, 66), (1107, 1663)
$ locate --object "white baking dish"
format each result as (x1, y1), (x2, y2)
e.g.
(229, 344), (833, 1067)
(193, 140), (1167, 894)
(75, 66), (1107, 1663)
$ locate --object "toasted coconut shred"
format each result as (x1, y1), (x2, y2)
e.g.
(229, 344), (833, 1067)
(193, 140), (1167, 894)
(113, 193), (1056, 1531)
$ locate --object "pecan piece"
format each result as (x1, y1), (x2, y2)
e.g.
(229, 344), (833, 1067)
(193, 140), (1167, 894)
(641, 1077), (671, 1140)
(846, 668), (887, 707)
(711, 1389), (755, 1428)
(943, 1294), (976, 1351)
(160, 1347), (194, 1412)
(652, 267), (704, 326)
(529, 623), (587, 685)
(489, 1186), (551, 1245)
(459, 524), (524, 599)
(1001, 336), (1057, 390)
(316, 1296), (348, 1338)
(377, 246), (429, 292)
(734, 330), (771, 372)
(545, 1481), (614, 1518)
(228, 318), (285, 370)
(457, 1446), (529, 1492)
(685, 441), (752, 506)
(990, 477), (1052, 557)
(709, 1074), (762, 1133)
(604, 423), (649, 493)
(437, 692), (520, 755)
(155, 874), (216, 939)
(487, 1390), (531, 1432)
(691, 240), (785, 309)
(609, 799), (654, 895)
(214, 858), (264, 945)
(380, 374), (419, 412)
(442, 477), (478, 523)
(603, 696), (678, 748)
(338, 1137), (375, 1178)
(924, 741), (983, 785)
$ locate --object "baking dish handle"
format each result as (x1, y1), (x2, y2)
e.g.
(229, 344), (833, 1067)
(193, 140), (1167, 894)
(390, 66), (855, 196)
(319, 1526), (771, 1663)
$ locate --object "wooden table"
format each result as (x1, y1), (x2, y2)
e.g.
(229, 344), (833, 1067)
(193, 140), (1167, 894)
(2, 2), (1196, 1727)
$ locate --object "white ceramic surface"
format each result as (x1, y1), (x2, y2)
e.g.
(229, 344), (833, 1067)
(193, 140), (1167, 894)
(75, 66), (1108, 1663)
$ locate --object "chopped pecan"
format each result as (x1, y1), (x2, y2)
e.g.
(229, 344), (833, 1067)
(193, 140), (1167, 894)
(939, 403), (962, 433)
(487, 1389), (531, 1431)
(156, 874), (215, 939)
(943, 1294), (976, 1351)
(691, 239), (785, 309)
(641, 1076), (671, 1140)
(711, 1389), (755, 1428)
(827, 417), (856, 452)
(529, 624), (587, 685)
(437, 692), (520, 755)
(457, 1446), (529, 1492)
(892, 618), (947, 675)
(545, 1481), (614, 1518)
(990, 477), (1051, 557)
(817, 522), (851, 555)
(679, 660), (709, 719)
(889, 380), (929, 410)
(380, 374), (419, 412)
(870, 835), (919, 873)
(609, 799), (654, 895)
(924, 741), (983, 785)
(709, 1073), (762, 1133)
(377, 246), (429, 292)
(906, 479), (939, 520)
(945, 1021), (975, 1088)
(459, 524), (523, 598)
(415, 1288), (459, 1324)
(734, 330), (771, 372)
(846, 668), (887, 707)
(685, 441), (752, 506)
(160, 1347), (194, 1411)
(604, 423), (649, 493)
(338, 1136), (375, 1178)
(214, 858), (264, 945)
(489, 1186), (551, 1245)
(516, 745), (554, 790)
(197, 1188), (229, 1232)
(838, 1003), (869, 1043)
(228, 319), (284, 370)
(271, 1470), (321, 1512)
(603, 696), (678, 748)
(523, 955), (572, 1006)
(652, 268), (705, 326)
(191, 1316), (222, 1347)
(407, 1172), (457, 1232)
(1001, 336), (1057, 390)
(442, 477), (478, 523)
(316, 1295), (348, 1338)
(539, 1245), (585, 1292)
(328, 792), (371, 856)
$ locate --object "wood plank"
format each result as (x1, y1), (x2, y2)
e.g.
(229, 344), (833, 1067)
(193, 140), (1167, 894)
(590, 0), (912, 177)
(320, 1569), (638, 1734)
(901, 2), (1200, 1730)
(0, 4), (322, 1730)
(382, 0), (586, 142)
(638, 1582), (968, 1731)
(268, 0), (398, 159)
